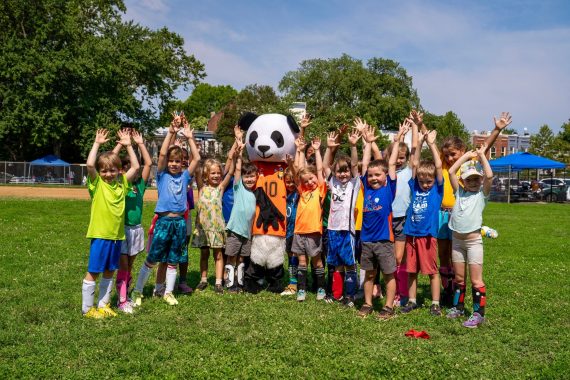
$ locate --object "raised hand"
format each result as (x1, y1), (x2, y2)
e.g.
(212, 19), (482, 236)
(363, 125), (378, 143)
(94, 129), (109, 144)
(117, 128), (132, 146)
(418, 129), (427, 143)
(300, 114), (312, 130)
(327, 131), (340, 148)
(410, 110), (424, 126)
(311, 137), (321, 151)
(295, 137), (306, 151)
(494, 112), (512, 130)
(234, 124), (244, 140)
(131, 130), (144, 145)
(236, 138), (245, 155)
(182, 123), (194, 140)
(174, 137), (184, 147)
(348, 129), (361, 145)
(426, 130), (437, 145)
(170, 111), (182, 133)
(353, 117), (367, 132)
(476, 143), (488, 157)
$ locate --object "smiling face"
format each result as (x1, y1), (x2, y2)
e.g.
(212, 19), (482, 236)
(284, 174), (296, 193)
(417, 173), (435, 191)
(396, 149), (409, 170)
(245, 114), (298, 163)
(442, 146), (463, 167)
(366, 166), (387, 189)
(99, 165), (119, 184)
(167, 154), (183, 175)
(242, 172), (258, 190)
(334, 161), (351, 184)
(207, 165), (223, 186)
(300, 172), (318, 191)
(462, 175), (483, 192)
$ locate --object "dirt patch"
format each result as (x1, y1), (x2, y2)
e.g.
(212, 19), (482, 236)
(0, 185), (159, 200)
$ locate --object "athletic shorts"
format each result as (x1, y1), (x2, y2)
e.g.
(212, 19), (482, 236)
(360, 241), (396, 274)
(225, 230), (252, 257)
(452, 236), (484, 265)
(88, 238), (122, 273)
(321, 229), (329, 257)
(327, 230), (356, 267)
(392, 216), (407, 242)
(147, 216), (188, 264)
(437, 209), (453, 240)
(291, 233), (322, 257)
(406, 236), (438, 275)
(121, 224), (145, 256)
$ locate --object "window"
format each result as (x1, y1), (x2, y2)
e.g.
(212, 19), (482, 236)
(501, 146), (506, 156)
(490, 147), (496, 158)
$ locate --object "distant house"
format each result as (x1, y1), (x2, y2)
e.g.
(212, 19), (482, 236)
(471, 129), (531, 158)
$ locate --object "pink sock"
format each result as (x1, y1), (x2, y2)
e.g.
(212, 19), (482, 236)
(396, 265), (409, 298)
(116, 270), (129, 303)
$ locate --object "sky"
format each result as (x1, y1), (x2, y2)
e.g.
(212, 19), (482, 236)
(124, 0), (570, 134)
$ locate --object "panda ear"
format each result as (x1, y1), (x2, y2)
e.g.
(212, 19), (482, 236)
(286, 115), (300, 133)
(238, 112), (258, 131)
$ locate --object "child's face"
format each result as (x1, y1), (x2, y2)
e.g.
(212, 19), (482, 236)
(99, 165), (119, 184)
(396, 150), (408, 170)
(242, 172), (258, 190)
(442, 147), (463, 166)
(300, 173), (318, 191)
(208, 165), (223, 186)
(284, 175), (296, 193)
(167, 155), (183, 175)
(366, 166), (387, 189)
(182, 153), (189, 169)
(418, 173), (435, 191)
(462, 175), (483, 192)
(334, 164), (351, 184)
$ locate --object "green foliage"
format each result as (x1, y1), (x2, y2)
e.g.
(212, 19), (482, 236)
(553, 120), (570, 163)
(423, 111), (471, 147)
(0, 198), (569, 378)
(502, 128), (518, 135)
(530, 125), (556, 159)
(0, 0), (205, 161)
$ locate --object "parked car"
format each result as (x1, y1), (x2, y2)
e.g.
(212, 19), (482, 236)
(499, 178), (520, 191)
(539, 184), (567, 202)
(539, 178), (567, 188)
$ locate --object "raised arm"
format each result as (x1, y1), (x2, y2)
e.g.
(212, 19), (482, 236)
(484, 112), (512, 157)
(220, 140), (240, 190)
(224, 125), (242, 173)
(86, 129), (109, 181)
(426, 130), (443, 185)
(117, 129), (140, 183)
(312, 137), (324, 184)
(448, 150), (476, 192)
(361, 125), (378, 175)
(131, 130), (152, 182)
(182, 118), (201, 176)
(389, 122), (409, 180)
(348, 129), (361, 178)
(323, 131), (339, 178)
(158, 112), (182, 172)
(410, 118), (424, 179)
(232, 139), (245, 184)
(299, 114), (311, 139)
(477, 143), (493, 196)
(411, 110), (428, 134)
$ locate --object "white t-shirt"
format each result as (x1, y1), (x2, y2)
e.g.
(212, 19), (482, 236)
(327, 175), (361, 232)
(449, 188), (488, 233)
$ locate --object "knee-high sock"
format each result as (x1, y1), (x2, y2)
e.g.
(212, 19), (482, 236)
(116, 270), (129, 304)
(453, 283), (466, 309)
(314, 267), (325, 290)
(344, 270), (357, 298)
(332, 270), (344, 299)
(82, 279), (96, 314)
(359, 269), (366, 289)
(165, 265), (177, 295)
(396, 265), (409, 298)
(326, 264), (335, 294)
(134, 263), (153, 293)
(288, 256), (298, 285)
(297, 266), (308, 291)
(237, 263), (245, 286)
(97, 277), (113, 308)
(225, 264), (235, 287)
(472, 286), (486, 316)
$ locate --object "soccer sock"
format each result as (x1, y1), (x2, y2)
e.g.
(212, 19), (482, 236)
(332, 270), (344, 299)
(297, 266), (308, 291)
(201, 276), (207, 283)
(472, 286), (486, 316)
(288, 256), (299, 285)
(326, 264), (335, 294)
(237, 263), (245, 286)
(225, 264), (235, 287)
(155, 283), (165, 295)
(345, 270), (357, 298)
(314, 267), (325, 290)
(359, 269), (366, 289)
(116, 270), (129, 304)
(396, 265), (409, 298)
(409, 298), (417, 305)
(127, 272), (133, 291)
(82, 279), (96, 314)
(165, 265), (177, 295)
(453, 283), (466, 310)
(97, 277), (113, 308)
(432, 300), (440, 306)
(135, 263), (153, 293)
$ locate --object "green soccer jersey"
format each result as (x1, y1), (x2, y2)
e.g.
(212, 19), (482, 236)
(125, 177), (146, 226)
(86, 174), (131, 240)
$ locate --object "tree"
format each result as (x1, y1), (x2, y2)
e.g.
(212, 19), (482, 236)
(529, 125), (556, 159)
(552, 119), (570, 163)
(0, 0), (205, 161)
(502, 128), (518, 135)
(423, 111), (471, 146)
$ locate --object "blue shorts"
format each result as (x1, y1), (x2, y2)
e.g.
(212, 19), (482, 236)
(437, 209), (453, 240)
(88, 238), (122, 273)
(147, 216), (188, 264)
(327, 230), (356, 267)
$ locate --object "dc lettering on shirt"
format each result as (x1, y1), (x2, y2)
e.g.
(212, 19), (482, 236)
(411, 190), (430, 223)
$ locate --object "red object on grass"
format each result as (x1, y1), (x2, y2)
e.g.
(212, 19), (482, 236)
(404, 329), (430, 339)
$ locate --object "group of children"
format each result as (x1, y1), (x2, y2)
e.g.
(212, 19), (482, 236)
(81, 110), (512, 329)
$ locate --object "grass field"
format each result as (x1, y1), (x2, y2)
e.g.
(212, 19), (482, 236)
(0, 198), (568, 378)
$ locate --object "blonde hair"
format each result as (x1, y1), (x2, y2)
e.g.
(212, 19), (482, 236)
(417, 160), (436, 179)
(202, 158), (223, 184)
(97, 152), (121, 171)
(298, 165), (317, 180)
(367, 159), (388, 174)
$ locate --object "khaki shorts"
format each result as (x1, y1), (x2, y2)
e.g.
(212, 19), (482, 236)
(361, 241), (396, 274)
(291, 233), (322, 257)
(392, 217), (406, 242)
(225, 230), (252, 257)
(452, 236), (484, 265)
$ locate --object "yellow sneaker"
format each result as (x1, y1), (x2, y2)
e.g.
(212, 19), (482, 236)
(131, 290), (143, 307)
(98, 303), (118, 317)
(83, 307), (103, 319)
(163, 293), (178, 306)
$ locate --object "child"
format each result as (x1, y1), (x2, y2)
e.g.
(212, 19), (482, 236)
(112, 129), (152, 314)
(81, 128), (140, 318)
(131, 113), (200, 306)
(281, 163), (300, 296)
(322, 128), (361, 307)
(224, 140), (255, 293)
(447, 144), (493, 328)
(356, 126), (400, 319)
(292, 137), (327, 302)
(401, 125), (444, 316)
(193, 150), (236, 294)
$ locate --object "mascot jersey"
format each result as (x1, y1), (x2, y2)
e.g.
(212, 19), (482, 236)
(252, 162), (287, 237)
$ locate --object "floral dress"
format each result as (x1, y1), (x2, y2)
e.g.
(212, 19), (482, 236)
(192, 185), (226, 248)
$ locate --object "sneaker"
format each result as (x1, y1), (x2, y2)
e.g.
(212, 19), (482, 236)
(323, 295), (336, 304)
(153, 287), (165, 298)
(130, 290), (143, 306)
(280, 285), (297, 296)
(463, 312), (485, 328)
(214, 284), (224, 294)
(316, 288), (326, 301)
(430, 304), (442, 316)
(357, 304), (374, 318)
(296, 289), (306, 302)
(447, 307), (465, 319)
(83, 307), (103, 319)
(393, 294), (401, 308)
(196, 281), (208, 291)
(340, 296), (355, 308)
(163, 293), (179, 306)
(376, 306), (395, 321)
(177, 282), (193, 294)
(117, 301), (134, 314)
(98, 303), (118, 318)
(401, 301), (419, 314)
(228, 285), (240, 294)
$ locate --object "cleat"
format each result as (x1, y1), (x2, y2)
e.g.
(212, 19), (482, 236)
(163, 293), (179, 306)
(280, 285), (297, 296)
(316, 288), (326, 301)
(463, 312), (485, 328)
(98, 303), (118, 318)
(296, 289), (306, 302)
(83, 307), (103, 319)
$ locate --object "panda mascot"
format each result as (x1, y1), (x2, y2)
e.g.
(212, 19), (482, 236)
(238, 112), (299, 293)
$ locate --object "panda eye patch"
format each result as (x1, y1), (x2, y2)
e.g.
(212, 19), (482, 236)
(249, 131), (258, 147)
(271, 131), (284, 148)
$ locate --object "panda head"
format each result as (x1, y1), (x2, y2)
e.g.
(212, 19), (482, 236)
(238, 113), (300, 163)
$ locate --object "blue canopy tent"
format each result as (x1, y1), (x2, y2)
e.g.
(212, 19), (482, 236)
(28, 155), (71, 184)
(489, 152), (566, 203)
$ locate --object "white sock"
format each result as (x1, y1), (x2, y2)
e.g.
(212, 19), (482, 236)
(97, 277), (113, 308)
(165, 265), (177, 295)
(225, 264), (235, 287)
(359, 269), (366, 289)
(410, 298), (417, 304)
(237, 263), (245, 286)
(135, 263), (153, 292)
(82, 279), (96, 314)
(432, 300), (440, 306)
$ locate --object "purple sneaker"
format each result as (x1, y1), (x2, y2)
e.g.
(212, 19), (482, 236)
(177, 282), (193, 295)
(463, 312), (485, 328)
(447, 307), (465, 319)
